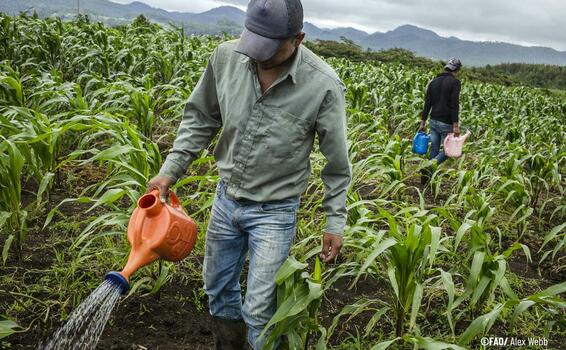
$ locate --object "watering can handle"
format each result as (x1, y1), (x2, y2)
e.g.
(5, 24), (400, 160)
(148, 189), (183, 211)
(168, 191), (183, 211)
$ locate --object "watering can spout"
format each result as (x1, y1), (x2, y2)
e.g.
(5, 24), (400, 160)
(104, 271), (130, 295)
(106, 190), (198, 287)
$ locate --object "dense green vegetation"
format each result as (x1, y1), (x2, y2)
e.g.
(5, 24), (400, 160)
(306, 39), (566, 91)
(304, 39), (441, 70)
(480, 63), (566, 90)
(1, 14), (565, 349)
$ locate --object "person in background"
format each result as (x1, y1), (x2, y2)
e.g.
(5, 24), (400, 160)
(146, 0), (352, 349)
(419, 57), (462, 184)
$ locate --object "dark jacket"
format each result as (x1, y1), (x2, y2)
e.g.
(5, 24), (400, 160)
(421, 72), (461, 124)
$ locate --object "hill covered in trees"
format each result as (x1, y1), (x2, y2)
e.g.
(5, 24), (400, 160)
(2, 0), (566, 66)
(305, 40), (566, 91)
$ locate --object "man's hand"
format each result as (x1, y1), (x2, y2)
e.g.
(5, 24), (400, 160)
(453, 124), (461, 137)
(320, 232), (343, 263)
(146, 176), (174, 203)
(418, 120), (426, 133)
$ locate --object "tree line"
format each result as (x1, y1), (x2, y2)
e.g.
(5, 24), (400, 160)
(305, 39), (566, 92)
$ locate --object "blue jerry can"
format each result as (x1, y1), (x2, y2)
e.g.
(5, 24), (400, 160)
(412, 131), (430, 155)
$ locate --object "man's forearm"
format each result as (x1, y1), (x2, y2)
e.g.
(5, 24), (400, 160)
(157, 55), (222, 182)
(158, 156), (192, 183)
(421, 105), (431, 120)
(157, 106), (221, 182)
(322, 173), (351, 235)
(316, 87), (352, 235)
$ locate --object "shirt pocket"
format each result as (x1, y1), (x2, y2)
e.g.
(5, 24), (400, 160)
(262, 106), (311, 159)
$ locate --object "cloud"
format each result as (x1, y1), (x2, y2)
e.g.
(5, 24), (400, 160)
(109, 0), (242, 13)
(110, 0), (566, 50)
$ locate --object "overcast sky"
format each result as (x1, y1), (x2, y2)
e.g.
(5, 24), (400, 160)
(110, 0), (566, 51)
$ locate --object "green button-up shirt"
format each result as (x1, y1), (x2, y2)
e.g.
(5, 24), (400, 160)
(159, 40), (351, 234)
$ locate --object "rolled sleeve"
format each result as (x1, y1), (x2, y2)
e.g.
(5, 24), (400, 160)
(315, 81), (352, 235)
(158, 51), (222, 182)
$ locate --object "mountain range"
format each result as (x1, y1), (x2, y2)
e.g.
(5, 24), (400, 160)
(2, 0), (566, 66)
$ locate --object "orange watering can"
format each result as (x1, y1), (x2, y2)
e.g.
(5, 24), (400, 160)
(105, 190), (197, 294)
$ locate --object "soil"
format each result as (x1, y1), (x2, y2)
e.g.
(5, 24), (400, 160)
(2, 166), (565, 349)
(3, 282), (215, 350)
(97, 283), (215, 350)
(6, 234), (562, 350)
(320, 275), (394, 346)
(2, 242), (387, 350)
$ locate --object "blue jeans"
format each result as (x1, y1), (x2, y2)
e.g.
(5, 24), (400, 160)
(203, 180), (300, 350)
(429, 119), (453, 164)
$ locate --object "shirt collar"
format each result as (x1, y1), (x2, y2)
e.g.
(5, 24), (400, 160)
(285, 46), (302, 85)
(240, 46), (302, 85)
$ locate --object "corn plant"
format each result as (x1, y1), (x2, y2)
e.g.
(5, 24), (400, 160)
(0, 139), (26, 263)
(377, 209), (444, 336)
(260, 256), (325, 350)
(538, 223), (566, 268)
(456, 282), (566, 346)
(1, 13), (565, 349)
(0, 316), (22, 340)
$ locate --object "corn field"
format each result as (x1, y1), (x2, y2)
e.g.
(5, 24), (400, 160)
(1, 14), (565, 350)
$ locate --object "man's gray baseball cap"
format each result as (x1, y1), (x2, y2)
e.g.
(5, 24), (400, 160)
(235, 0), (304, 62)
(445, 57), (462, 71)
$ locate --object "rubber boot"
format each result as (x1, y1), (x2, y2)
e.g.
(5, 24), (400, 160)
(211, 316), (247, 350)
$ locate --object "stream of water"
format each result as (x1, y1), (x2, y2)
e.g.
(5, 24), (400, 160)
(39, 280), (122, 350)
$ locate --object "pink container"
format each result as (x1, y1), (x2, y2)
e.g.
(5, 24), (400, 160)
(444, 130), (471, 158)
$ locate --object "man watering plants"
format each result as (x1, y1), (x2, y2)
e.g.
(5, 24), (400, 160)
(146, 0), (351, 349)
(419, 57), (462, 184)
